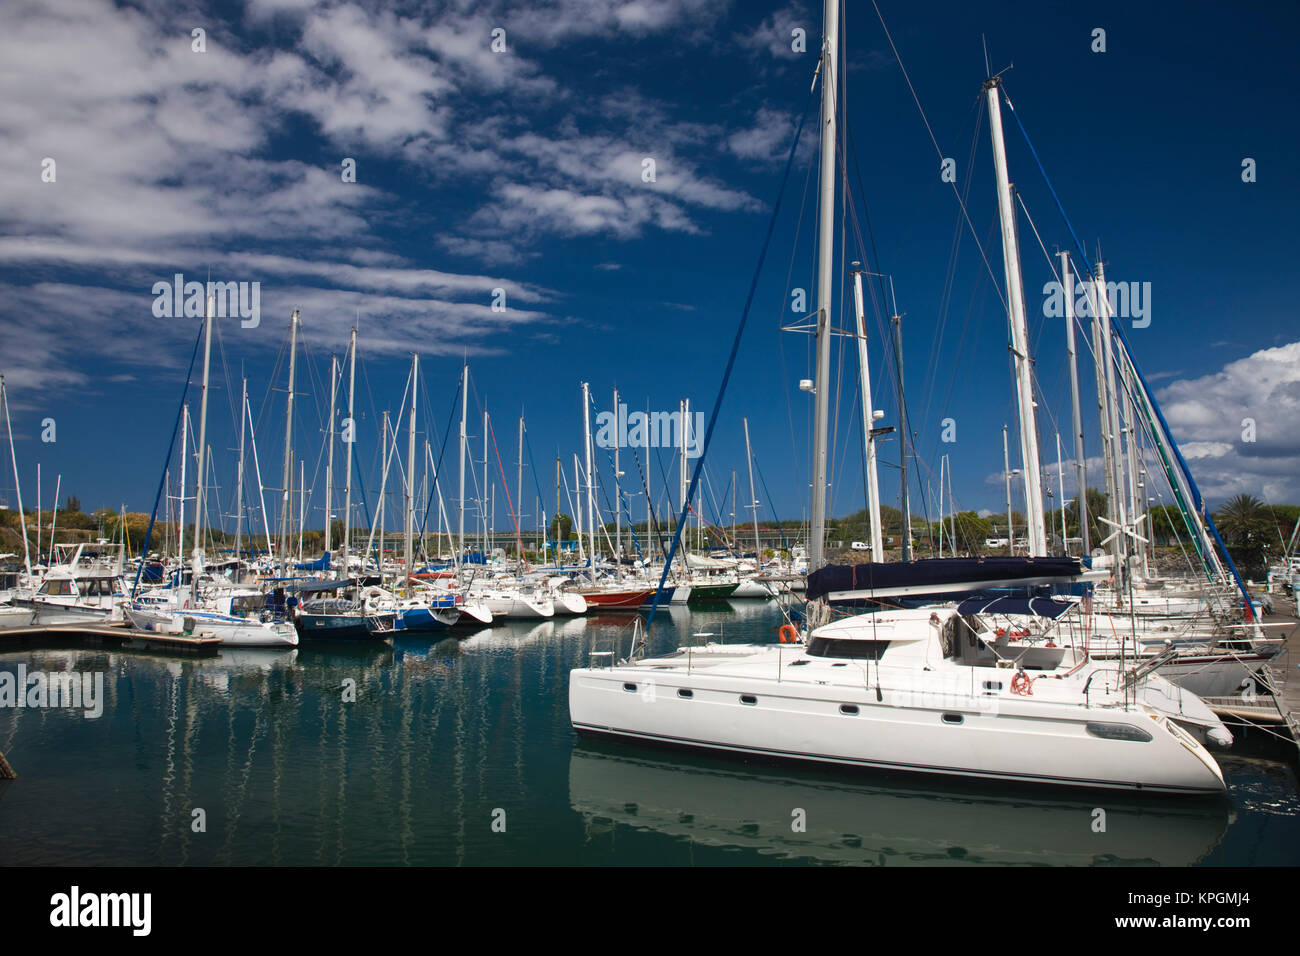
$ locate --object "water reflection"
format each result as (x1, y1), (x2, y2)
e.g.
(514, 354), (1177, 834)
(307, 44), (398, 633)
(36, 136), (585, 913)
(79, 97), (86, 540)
(568, 742), (1231, 866)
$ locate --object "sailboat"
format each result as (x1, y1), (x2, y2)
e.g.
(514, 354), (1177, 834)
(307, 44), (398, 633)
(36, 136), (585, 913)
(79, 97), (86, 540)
(126, 296), (297, 647)
(568, 3), (1234, 793)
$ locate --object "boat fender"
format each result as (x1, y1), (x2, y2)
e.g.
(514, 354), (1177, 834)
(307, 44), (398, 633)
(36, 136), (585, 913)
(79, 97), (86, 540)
(778, 623), (799, 644)
(1010, 670), (1033, 696)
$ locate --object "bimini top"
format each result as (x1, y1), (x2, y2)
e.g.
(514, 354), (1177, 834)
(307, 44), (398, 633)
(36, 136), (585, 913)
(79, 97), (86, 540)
(956, 596), (1076, 619)
(806, 556), (1085, 601)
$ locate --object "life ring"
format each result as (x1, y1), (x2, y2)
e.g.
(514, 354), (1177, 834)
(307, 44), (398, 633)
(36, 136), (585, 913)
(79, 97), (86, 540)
(1010, 671), (1033, 696)
(778, 624), (799, 644)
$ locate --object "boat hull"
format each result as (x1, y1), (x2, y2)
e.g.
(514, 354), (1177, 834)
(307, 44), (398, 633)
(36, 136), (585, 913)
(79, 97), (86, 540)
(569, 667), (1226, 794)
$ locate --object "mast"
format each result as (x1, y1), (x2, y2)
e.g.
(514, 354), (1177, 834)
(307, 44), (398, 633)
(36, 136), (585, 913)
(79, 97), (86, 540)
(938, 455), (945, 558)
(517, 414), (525, 560)
(743, 417), (762, 565)
(298, 458), (305, 565)
(1, 377), (32, 579)
(612, 389), (620, 562)
(405, 353), (418, 589)
(482, 409), (489, 555)
(1097, 261), (1130, 574)
(1060, 251), (1090, 554)
(808, 0), (839, 572)
(1056, 433), (1067, 554)
(850, 264), (884, 558)
(573, 454), (584, 563)
(378, 410), (389, 573)
(178, 403), (188, 579)
(984, 76), (1047, 556)
(555, 455), (562, 567)
(191, 290), (215, 605)
(582, 382), (596, 565)
(458, 365), (467, 562)
(1003, 424), (1014, 556)
(325, 354), (338, 557)
(342, 327), (357, 577)
(279, 309), (300, 572)
(892, 309), (912, 560)
(234, 377), (247, 571)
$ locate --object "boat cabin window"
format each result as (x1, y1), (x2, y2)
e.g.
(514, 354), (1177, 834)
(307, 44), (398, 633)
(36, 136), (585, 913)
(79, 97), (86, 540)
(38, 579), (75, 596)
(230, 595), (266, 617)
(806, 637), (890, 661)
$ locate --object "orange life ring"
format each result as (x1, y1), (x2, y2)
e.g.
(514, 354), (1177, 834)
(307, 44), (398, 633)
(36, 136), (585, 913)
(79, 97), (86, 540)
(1010, 671), (1033, 696)
(778, 624), (798, 644)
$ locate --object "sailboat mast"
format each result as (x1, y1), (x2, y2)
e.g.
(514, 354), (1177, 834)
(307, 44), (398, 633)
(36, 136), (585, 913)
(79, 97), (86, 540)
(808, 0), (839, 572)
(984, 77), (1047, 556)
(234, 377), (247, 569)
(482, 409), (489, 555)
(1060, 251), (1090, 554)
(1003, 424), (1014, 556)
(744, 418), (762, 564)
(850, 263), (885, 558)
(342, 327), (357, 577)
(191, 290), (215, 605)
(405, 354), (418, 589)
(279, 309), (300, 571)
(582, 382), (596, 565)
(379, 409), (389, 573)
(1097, 261), (1130, 573)
(612, 389), (620, 562)
(458, 364), (467, 562)
(178, 403), (188, 577)
(1, 376), (33, 579)
(517, 415), (524, 560)
(325, 354), (338, 556)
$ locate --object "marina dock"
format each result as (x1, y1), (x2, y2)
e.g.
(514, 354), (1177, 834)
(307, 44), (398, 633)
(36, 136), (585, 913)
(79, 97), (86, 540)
(1202, 594), (1300, 755)
(0, 622), (222, 655)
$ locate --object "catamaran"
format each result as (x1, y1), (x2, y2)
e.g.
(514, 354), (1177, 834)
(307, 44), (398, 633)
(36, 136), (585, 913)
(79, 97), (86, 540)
(570, 1), (1239, 793)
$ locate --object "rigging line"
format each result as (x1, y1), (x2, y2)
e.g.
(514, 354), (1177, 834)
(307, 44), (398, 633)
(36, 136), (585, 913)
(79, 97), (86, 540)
(869, 0), (1009, 314)
(594, 435), (646, 561)
(776, 130), (820, 491)
(414, 371), (462, 545)
(648, 86), (815, 626)
(994, 82), (1254, 605)
(916, 96), (985, 434)
(485, 414), (527, 565)
(753, 455), (790, 553)
(132, 318), (206, 600)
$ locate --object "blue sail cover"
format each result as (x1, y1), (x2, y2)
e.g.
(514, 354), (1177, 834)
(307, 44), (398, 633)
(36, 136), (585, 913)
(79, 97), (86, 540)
(956, 596), (1076, 618)
(294, 552), (331, 571)
(806, 556), (1084, 601)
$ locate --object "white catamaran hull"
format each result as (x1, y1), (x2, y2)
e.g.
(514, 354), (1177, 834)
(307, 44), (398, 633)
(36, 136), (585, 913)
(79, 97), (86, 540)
(570, 662), (1225, 794)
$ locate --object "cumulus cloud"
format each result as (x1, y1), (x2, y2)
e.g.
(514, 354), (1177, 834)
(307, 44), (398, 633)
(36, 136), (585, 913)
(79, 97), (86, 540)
(1155, 341), (1300, 503)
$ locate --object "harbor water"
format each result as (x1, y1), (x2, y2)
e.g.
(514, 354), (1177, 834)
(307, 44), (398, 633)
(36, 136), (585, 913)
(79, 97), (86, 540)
(1, 603), (1297, 866)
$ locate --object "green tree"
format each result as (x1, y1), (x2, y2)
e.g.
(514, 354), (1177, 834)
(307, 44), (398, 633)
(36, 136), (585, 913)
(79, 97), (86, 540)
(1214, 494), (1271, 547)
(549, 513), (574, 541)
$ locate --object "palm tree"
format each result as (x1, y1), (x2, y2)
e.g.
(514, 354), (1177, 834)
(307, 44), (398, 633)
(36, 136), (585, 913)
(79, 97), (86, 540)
(1214, 494), (1270, 547)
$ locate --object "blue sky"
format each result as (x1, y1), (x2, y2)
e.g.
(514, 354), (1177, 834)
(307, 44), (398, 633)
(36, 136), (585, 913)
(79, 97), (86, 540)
(1, 0), (1297, 542)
